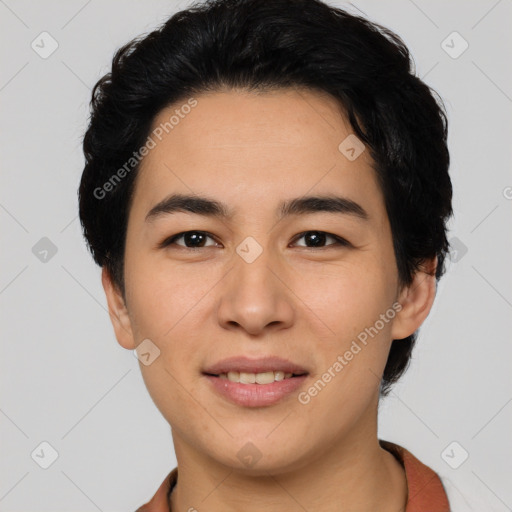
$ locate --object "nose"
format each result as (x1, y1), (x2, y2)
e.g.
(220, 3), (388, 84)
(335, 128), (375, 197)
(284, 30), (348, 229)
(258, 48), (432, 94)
(216, 248), (295, 336)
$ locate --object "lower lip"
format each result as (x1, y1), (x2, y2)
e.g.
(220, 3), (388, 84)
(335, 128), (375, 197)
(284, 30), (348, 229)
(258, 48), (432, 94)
(204, 374), (308, 407)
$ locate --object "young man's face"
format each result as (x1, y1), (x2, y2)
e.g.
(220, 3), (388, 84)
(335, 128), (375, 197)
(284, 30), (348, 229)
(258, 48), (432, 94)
(103, 88), (433, 473)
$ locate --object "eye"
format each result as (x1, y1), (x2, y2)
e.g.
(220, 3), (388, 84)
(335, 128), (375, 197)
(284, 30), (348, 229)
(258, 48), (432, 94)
(291, 231), (350, 249)
(158, 230), (350, 251)
(159, 230), (219, 249)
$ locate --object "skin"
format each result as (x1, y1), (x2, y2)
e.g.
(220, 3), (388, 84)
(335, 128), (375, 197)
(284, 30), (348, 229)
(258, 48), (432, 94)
(102, 88), (437, 511)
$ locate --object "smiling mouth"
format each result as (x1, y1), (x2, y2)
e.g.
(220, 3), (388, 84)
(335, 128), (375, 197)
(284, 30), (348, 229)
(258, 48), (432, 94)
(204, 370), (308, 384)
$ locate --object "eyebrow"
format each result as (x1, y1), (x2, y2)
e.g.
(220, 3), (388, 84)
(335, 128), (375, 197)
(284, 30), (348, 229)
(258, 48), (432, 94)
(145, 193), (369, 223)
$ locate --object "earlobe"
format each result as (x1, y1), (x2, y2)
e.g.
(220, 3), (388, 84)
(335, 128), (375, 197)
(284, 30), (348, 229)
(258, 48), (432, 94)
(101, 267), (136, 350)
(391, 257), (438, 340)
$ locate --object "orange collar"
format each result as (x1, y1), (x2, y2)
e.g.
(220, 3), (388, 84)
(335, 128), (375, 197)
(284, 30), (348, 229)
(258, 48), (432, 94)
(380, 440), (450, 512)
(136, 441), (450, 511)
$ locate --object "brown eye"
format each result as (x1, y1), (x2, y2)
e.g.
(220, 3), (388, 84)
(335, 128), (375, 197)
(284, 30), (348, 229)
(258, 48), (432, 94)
(160, 231), (218, 249)
(292, 231), (349, 248)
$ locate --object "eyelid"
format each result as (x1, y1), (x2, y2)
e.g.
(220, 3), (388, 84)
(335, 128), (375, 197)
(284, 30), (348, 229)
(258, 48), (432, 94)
(158, 230), (219, 249)
(290, 231), (350, 248)
(158, 230), (350, 250)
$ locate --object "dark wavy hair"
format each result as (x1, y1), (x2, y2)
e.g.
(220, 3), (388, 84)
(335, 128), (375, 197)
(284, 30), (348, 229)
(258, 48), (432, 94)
(78, 0), (453, 396)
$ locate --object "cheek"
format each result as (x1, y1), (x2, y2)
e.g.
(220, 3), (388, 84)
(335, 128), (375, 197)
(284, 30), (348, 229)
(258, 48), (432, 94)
(291, 255), (397, 340)
(291, 264), (396, 431)
(290, 257), (398, 405)
(124, 259), (213, 424)
(124, 250), (217, 341)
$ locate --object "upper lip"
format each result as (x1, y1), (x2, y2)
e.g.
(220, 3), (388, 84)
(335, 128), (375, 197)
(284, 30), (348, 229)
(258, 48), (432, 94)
(202, 356), (309, 376)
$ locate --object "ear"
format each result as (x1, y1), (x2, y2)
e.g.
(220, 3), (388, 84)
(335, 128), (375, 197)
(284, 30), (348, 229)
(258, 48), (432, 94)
(391, 256), (438, 340)
(101, 266), (136, 350)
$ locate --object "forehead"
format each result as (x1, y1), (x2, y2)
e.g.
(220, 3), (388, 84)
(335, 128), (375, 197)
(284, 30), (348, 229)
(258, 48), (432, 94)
(130, 87), (382, 221)
(148, 87), (353, 160)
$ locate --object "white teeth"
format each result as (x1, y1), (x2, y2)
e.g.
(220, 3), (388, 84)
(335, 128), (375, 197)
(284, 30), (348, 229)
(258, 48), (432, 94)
(221, 371), (297, 384)
(274, 371), (285, 381)
(256, 371), (276, 384)
(239, 372), (256, 384)
(227, 371), (240, 382)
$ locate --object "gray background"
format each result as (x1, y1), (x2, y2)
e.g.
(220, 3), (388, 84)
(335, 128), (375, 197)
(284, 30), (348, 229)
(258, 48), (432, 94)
(1, 0), (511, 510)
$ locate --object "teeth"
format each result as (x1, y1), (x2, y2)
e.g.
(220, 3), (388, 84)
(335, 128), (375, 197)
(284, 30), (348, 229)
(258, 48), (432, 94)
(222, 371), (295, 384)
(256, 371), (277, 384)
(239, 372), (256, 384)
(227, 371), (240, 382)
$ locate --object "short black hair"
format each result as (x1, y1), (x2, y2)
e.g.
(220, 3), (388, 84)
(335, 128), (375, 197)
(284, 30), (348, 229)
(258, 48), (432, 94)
(78, 0), (453, 395)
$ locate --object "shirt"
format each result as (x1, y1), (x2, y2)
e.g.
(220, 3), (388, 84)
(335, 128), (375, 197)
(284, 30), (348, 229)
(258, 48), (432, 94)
(135, 440), (450, 511)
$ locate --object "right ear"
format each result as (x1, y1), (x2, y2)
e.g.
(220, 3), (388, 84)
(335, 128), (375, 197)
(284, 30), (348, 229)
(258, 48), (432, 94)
(101, 267), (136, 350)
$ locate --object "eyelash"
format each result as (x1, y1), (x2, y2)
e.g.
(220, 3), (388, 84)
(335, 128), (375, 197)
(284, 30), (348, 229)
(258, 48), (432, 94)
(158, 230), (351, 250)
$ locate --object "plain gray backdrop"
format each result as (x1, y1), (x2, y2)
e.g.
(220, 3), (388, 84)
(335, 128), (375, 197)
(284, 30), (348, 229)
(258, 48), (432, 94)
(1, 0), (511, 510)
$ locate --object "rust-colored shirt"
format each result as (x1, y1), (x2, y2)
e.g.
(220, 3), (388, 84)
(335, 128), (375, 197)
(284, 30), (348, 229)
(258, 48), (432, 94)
(135, 441), (450, 511)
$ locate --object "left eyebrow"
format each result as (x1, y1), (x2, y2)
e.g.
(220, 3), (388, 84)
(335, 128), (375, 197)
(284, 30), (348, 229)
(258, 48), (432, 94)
(278, 195), (368, 221)
(145, 193), (369, 223)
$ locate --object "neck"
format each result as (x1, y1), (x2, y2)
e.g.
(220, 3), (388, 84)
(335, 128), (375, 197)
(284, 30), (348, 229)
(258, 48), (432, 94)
(169, 407), (407, 512)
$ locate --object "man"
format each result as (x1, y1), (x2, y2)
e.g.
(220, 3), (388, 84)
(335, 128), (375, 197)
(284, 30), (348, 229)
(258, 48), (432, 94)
(78, 0), (454, 510)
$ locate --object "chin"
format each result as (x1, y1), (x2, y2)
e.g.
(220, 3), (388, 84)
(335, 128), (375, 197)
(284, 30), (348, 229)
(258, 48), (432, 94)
(205, 436), (312, 476)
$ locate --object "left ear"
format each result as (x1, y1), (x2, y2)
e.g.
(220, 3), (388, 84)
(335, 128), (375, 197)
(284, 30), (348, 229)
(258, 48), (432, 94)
(391, 256), (438, 340)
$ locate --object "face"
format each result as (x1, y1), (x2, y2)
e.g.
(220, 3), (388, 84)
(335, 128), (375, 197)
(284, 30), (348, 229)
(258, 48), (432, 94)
(103, 88), (433, 474)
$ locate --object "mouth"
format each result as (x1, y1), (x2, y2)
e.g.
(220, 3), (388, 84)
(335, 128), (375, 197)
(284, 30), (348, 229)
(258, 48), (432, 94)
(201, 356), (310, 407)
